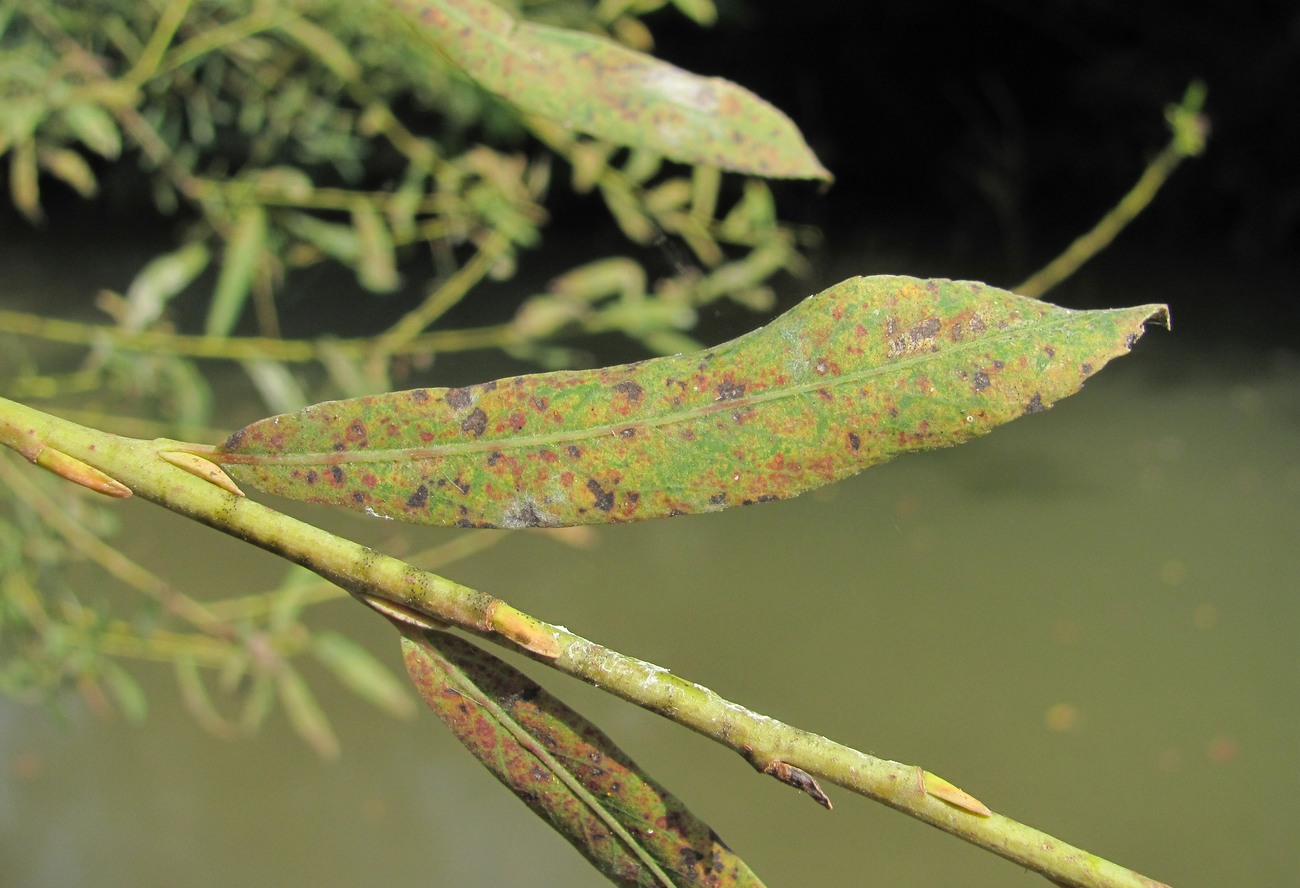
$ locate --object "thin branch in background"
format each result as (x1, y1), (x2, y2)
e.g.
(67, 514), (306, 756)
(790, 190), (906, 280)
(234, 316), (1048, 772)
(1015, 82), (1208, 298)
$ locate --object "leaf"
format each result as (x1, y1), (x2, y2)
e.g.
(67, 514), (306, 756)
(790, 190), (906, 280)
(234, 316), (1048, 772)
(275, 664), (340, 760)
(389, 0), (829, 180)
(351, 199), (401, 293)
(312, 630), (415, 718)
(121, 242), (212, 331)
(60, 102), (121, 159)
(402, 629), (765, 888)
(215, 276), (1167, 529)
(38, 147), (98, 198)
(205, 204), (267, 336)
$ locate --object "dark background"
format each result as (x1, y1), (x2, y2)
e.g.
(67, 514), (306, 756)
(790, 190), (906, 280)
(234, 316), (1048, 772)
(646, 0), (1300, 346)
(5, 1), (1297, 348)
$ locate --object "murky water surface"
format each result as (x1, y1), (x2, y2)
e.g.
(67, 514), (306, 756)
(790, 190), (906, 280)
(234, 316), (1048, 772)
(1, 266), (1296, 886)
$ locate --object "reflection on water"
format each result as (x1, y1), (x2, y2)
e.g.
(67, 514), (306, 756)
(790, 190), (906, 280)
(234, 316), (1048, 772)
(1, 337), (1297, 887)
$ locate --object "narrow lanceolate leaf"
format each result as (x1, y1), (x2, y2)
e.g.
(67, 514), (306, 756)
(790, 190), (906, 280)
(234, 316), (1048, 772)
(216, 276), (1167, 528)
(402, 630), (765, 888)
(387, 0), (830, 180)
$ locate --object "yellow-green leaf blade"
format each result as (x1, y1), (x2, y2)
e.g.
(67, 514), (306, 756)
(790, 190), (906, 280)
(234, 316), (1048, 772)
(402, 630), (766, 887)
(388, 0), (829, 180)
(216, 276), (1166, 528)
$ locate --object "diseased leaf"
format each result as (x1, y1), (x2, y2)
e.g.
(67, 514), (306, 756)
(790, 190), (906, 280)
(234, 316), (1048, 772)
(402, 629), (765, 888)
(216, 276), (1167, 529)
(388, 0), (829, 180)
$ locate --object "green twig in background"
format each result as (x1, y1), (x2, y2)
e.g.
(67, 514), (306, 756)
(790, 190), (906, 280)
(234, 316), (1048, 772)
(1015, 81), (1208, 298)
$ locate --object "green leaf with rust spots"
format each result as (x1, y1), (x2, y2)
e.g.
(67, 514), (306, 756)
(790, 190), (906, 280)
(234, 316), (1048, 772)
(386, 0), (830, 181)
(402, 629), (765, 888)
(215, 276), (1167, 528)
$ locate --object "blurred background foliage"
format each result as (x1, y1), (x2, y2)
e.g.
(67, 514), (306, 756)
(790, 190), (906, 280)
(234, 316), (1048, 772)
(0, 0), (822, 751)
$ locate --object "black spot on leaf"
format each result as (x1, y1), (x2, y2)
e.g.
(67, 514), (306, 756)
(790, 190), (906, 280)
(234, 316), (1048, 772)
(716, 379), (746, 401)
(586, 479), (615, 511)
(406, 484), (429, 509)
(614, 380), (644, 402)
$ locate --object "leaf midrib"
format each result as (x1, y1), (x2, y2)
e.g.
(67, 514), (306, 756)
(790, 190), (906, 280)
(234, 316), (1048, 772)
(219, 308), (1119, 468)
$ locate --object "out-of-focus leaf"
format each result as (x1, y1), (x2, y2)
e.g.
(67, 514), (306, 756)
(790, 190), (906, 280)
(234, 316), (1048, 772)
(275, 664), (340, 760)
(312, 630), (415, 718)
(671, 0), (718, 26)
(175, 653), (235, 738)
(121, 242), (212, 331)
(284, 212), (361, 264)
(241, 358), (308, 415)
(249, 166), (316, 203)
(217, 276), (1167, 529)
(61, 102), (121, 159)
(101, 661), (147, 723)
(9, 137), (41, 223)
(550, 257), (646, 302)
(390, 0), (830, 180)
(718, 180), (775, 241)
(403, 630), (766, 887)
(205, 204), (267, 336)
(351, 199), (401, 292)
(38, 147), (97, 198)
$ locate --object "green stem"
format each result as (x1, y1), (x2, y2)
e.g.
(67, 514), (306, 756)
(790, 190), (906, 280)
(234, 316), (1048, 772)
(1015, 81), (1208, 299)
(0, 395), (1168, 888)
(0, 307), (519, 365)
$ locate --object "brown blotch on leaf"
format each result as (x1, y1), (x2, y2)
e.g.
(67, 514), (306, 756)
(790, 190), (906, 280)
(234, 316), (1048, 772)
(586, 479), (615, 511)
(461, 407), (488, 437)
(716, 379), (746, 401)
(345, 419), (366, 442)
(406, 484), (429, 509)
(445, 387), (473, 410)
(910, 317), (942, 343)
(613, 380), (644, 402)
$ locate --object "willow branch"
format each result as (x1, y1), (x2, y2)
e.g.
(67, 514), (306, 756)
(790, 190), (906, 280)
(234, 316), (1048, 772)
(0, 307), (518, 363)
(0, 396), (1169, 888)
